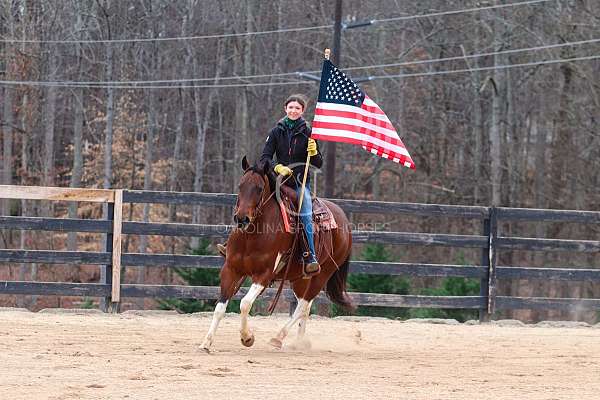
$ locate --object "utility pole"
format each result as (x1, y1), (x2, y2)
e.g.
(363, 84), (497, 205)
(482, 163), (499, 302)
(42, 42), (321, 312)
(324, 0), (343, 198)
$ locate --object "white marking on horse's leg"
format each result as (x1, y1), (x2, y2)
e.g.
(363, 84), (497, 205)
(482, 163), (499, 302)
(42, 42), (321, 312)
(200, 300), (228, 351)
(273, 252), (283, 273)
(297, 300), (313, 339)
(272, 299), (310, 345)
(240, 283), (264, 345)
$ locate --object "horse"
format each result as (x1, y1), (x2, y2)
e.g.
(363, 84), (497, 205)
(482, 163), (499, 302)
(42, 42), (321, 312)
(200, 156), (353, 352)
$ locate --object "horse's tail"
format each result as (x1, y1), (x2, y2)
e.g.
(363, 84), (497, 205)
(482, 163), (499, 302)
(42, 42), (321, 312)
(325, 254), (355, 311)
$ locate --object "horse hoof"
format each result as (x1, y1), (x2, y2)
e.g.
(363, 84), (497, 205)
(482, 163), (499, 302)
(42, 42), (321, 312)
(268, 338), (283, 349)
(200, 346), (211, 354)
(241, 334), (255, 347)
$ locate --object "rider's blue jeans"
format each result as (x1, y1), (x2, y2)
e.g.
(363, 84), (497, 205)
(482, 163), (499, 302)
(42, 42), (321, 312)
(295, 185), (316, 258)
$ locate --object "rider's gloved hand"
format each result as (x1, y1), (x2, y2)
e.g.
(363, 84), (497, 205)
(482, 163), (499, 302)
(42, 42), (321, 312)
(274, 164), (293, 176)
(307, 138), (318, 157)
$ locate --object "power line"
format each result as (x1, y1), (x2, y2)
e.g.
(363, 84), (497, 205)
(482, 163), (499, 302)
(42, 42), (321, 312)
(0, 0), (554, 45)
(0, 78), (312, 89)
(0, 55), (597, 89)
(343, 38), (600, 73)
(374, 0), (554, 24)
(57, 71), (304, 85)
(370, 54), (600, 80)
(1, 38), (597, 86)
(0, 24), (333, 44)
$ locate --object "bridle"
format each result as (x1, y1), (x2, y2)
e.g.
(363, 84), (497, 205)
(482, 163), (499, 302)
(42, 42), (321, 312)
(234, 169), (278, 225)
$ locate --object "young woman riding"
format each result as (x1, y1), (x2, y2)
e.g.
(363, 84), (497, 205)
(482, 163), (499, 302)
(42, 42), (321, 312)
(218, 94), (322, 275)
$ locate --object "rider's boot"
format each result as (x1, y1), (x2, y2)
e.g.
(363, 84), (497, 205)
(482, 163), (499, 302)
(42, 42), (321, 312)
(304, 253), (321, 277)
(216, 243), (227, 257)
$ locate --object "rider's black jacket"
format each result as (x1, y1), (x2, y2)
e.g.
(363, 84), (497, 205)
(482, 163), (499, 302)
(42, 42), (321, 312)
(260, 117), (323, 188)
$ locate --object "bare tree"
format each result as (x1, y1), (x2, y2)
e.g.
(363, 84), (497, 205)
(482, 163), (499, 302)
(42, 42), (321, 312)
(68, 1), (87, 251)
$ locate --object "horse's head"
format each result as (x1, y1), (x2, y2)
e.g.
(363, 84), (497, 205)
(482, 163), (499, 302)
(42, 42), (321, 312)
(234, 156), (272, 230)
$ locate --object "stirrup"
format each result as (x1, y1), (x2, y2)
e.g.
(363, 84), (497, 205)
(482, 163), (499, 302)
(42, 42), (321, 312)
(217, 243), (227, 257)
(303, 257), (321, 279)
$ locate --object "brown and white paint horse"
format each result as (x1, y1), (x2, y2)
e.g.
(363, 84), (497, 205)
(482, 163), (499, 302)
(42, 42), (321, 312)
(200, 156), (353, 351)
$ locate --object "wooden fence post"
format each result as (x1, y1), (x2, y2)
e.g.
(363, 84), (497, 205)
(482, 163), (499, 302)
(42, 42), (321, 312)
(479, 211), (491, 322)
(110, 190), (123, 313)
(487, 206), (498, 316)
(100, 201), (114, 312)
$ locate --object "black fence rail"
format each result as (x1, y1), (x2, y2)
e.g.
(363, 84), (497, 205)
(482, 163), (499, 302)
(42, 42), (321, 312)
(1, 185), (600, 320)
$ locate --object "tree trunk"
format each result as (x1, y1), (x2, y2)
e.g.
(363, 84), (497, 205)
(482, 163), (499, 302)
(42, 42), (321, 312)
(138, 90), (158, 254)
(99, 0), (115, 311)
(103, 45), (115, 191)
(489, 62), (503, 206)
(18, 2), (33, 305)
(266, 0), (283, 112)
(42, 47), (57, 215)
(530, 114), (547, 321)
(68, 10), (85, 251)
(138, 9), (164, 296)
(189, 41), (222, 250)
(465, 39), (484, 205)
(168, 90), (185, 256)
(2, 8), (15, 221)
(2, 87), (14, 217)
(506, 67), (520, 207)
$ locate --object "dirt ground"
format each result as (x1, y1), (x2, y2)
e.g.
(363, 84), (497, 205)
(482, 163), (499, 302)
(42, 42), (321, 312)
(1, 308), (599, 400)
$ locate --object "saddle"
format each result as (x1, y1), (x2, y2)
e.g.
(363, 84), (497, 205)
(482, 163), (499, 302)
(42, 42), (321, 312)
(278, 185), (338, 233)
(271, 185), (338, 279)
(267, 186), (339, 311)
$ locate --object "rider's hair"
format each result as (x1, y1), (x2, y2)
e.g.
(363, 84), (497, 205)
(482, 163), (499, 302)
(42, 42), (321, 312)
(284, 94), (308, 110)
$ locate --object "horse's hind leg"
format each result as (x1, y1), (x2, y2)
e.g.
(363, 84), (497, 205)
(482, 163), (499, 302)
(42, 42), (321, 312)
(200, 265), (241, 352)
(297, 299), (313, 339)
(270, 271), (332, 349)
(268, 298), (312, 349)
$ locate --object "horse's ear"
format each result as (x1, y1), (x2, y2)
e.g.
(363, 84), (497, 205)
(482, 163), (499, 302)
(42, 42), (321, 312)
(241, 155), (250, 171)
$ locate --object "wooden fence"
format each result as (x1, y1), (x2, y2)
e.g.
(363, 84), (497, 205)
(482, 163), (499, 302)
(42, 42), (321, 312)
(1, 185), (600, 320)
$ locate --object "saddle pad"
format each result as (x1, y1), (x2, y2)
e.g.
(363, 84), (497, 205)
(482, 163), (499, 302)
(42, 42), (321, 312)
(279, 197), (337, 234)
(311, 198), (338, 232)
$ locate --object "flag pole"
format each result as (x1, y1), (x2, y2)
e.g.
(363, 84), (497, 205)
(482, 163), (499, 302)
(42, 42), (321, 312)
(298, 48), (330, 212)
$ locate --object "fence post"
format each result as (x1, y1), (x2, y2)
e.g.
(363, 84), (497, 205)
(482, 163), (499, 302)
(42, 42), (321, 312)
(487, 206), (498, 316)
(479, 211), (491, 322)
(100, 201), (114, 312)
(479, 206), (499, 321)
(110, 190), (123, 313)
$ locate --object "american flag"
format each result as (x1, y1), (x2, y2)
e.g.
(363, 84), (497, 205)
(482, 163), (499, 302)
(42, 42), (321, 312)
(312, 59), (415, 170)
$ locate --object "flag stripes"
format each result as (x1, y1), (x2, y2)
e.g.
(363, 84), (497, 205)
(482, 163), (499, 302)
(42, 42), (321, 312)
(312, 59), (415, 169)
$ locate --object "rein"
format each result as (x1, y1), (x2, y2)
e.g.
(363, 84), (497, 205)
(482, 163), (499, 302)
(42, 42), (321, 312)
(251, 175), (278, 222)
(235, 169), (290, 225)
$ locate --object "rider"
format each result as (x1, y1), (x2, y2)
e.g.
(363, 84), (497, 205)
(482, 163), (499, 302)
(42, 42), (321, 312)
(218, 94), (323, 275)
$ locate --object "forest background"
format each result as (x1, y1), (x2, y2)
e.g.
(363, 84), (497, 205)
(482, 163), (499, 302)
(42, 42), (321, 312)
(1, 0), (599, 322)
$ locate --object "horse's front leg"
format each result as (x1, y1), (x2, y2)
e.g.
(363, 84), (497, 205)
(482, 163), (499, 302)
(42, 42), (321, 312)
(200, 299), (228, 352)
(239, 283), (264, 347)
(200, 265), (241, 352)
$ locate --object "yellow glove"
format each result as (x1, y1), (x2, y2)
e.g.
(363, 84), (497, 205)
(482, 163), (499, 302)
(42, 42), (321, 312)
(274, 164), (293, 176)
(307, 138), (318, 157)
